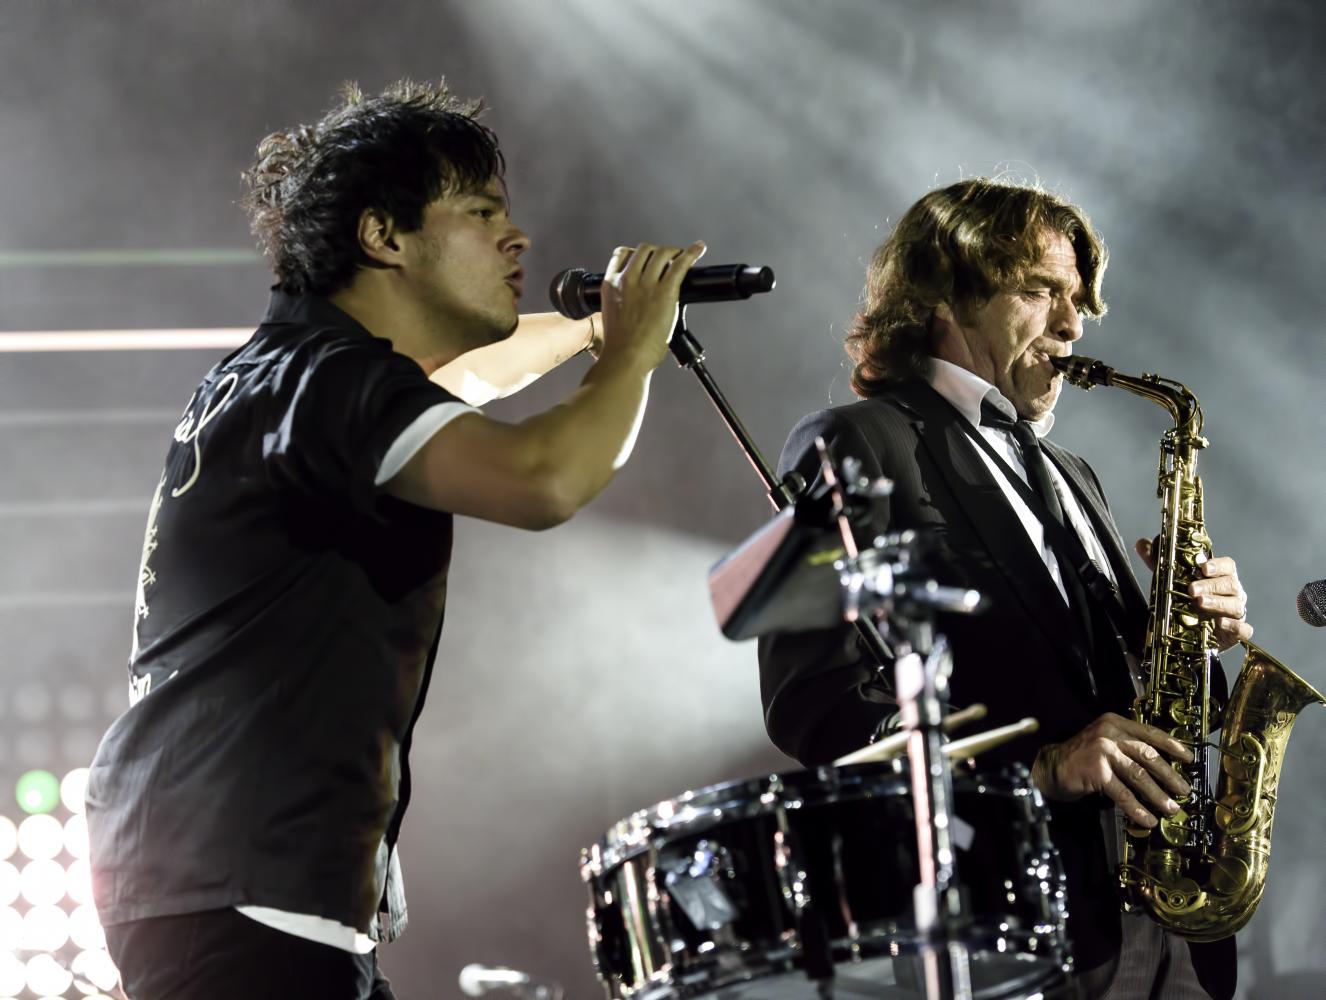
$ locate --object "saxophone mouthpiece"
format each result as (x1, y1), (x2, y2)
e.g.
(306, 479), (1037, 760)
(1053, 354), (1114, 389)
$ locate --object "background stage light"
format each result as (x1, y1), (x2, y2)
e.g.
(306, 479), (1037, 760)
(23, 953), (72, 998)
(14, 819), (61, 865)
(0, 952), (24, 998)
(56, 774), (86, 820)
(65, 908), (104, 954)
(13, 776), (58, 819)
(20, 907), (68, 955)
(0, 767), (116, 997)
(70, 947), (118, 993)
(17, 863), (64, 909)
(0, 868), (17, 908)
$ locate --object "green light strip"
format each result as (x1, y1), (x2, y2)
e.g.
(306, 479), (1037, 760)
(0, 248), (260, 267)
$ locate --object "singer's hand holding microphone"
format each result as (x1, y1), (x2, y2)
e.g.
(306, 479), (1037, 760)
(593, 241), (707, 372)
(549, 246), (776, 370)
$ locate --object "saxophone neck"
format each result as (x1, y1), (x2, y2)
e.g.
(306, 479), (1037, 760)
(1053, 354), (1203, 435)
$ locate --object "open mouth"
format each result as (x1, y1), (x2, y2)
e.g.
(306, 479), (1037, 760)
(504, 270), (524, 299)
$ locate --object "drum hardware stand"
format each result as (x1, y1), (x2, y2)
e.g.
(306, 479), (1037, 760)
(815, 442), (979, 1000)
(893, 635), (974, 1000)
(682, 321), (995, 999)
(701, 427), (986, 998)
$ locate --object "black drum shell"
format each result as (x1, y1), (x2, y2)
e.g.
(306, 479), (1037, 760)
(580, 761), (1071, 999)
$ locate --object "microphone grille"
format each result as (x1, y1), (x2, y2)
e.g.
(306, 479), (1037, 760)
(1297, 579), (1326, 627)
(548, 268), (592, 320)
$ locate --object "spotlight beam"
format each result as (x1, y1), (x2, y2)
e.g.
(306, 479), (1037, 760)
(0, 329), (249, 353)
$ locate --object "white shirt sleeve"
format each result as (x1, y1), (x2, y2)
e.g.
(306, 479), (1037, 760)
(373, 401), (477, 487)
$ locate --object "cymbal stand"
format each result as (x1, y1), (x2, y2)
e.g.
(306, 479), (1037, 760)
(819, 444), (973, 1000)
(892, 631), (973, 1000)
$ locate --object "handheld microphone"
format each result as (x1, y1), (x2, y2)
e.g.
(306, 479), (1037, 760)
(458, 964), (531, 997)
(549, 262), (775, 319)
(1297, 579), (1326, 627)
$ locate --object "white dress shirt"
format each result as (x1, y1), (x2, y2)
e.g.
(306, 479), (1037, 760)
(927, 358), (1119, 605)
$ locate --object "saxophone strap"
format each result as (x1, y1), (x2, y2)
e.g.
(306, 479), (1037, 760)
(955, 412), (1138, 701)
(979, 403), (1068, 526)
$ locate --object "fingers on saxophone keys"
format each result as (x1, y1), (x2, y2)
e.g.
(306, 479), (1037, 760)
(1200, 555), (1238, 579)
(1110, 747), (1180, 824)
(1124, 737), (1188, 801)
(1103, 773), (1159, 828)
(1130, 720), (1194, 763)
(1217, 616), (1254, 643)
(1122, 738), (1191, 800)
(1193, 592), (1243, 617)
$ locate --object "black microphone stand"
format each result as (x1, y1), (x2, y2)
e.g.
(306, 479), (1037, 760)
(668, 306), (799, 510)
(668, 306), (899, 667)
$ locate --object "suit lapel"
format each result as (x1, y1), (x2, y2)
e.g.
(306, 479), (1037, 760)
(886, 383), (1095, 688)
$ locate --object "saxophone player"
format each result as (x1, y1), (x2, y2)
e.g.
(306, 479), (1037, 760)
(758, 178), (1250, 999)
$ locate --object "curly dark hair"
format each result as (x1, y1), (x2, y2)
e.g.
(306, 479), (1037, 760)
(846, 178), (1108, 397)
(241, 80), (505, 296)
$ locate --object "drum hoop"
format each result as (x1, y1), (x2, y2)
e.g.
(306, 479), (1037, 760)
(583, 761), (1038, 876)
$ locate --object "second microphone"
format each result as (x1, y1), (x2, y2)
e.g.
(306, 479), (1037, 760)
(549, 263), (775, 320)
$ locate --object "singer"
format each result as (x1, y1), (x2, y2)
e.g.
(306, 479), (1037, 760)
(84, 79), (703, 1000)
(758, 178), (1252, 1000)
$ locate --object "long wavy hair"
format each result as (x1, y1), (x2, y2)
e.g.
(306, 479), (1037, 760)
(241, 80), (504, 296)
(846, 178), (1108, 397)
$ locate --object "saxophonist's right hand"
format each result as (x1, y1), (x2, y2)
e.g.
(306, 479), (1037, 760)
(1136, 537), (1254, 651)
(1031, 713), (1194, 827)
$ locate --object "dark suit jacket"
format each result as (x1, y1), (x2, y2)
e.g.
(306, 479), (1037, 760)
(758, 380), (1234, 994)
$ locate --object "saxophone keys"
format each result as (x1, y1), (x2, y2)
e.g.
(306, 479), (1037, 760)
(1215, 795), (1262, 836)
(1210, 855), (1252, 896)
(1152, 876), (1207, 918)
(1159, 810), (1189, 847)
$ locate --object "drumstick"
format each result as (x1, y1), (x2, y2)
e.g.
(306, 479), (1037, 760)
(941, 717), (1039, 760)
(833, 703), (989, 766)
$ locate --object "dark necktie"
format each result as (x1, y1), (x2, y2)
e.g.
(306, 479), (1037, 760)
(979, 401), (1065, 525)
(978, 398), (1133, 708)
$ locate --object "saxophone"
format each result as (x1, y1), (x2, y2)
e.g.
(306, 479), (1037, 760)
(1053, 354), (1323, 941)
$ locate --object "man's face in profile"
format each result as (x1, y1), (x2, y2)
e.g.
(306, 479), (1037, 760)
(405, 177), (530, 352)
(939, 231), (1086, 420)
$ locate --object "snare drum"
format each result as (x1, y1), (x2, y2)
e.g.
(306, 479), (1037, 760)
(580, 762), (1070, 999)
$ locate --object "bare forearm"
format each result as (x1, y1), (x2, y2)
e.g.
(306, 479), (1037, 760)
(385, 240), (704, 529)
(430, 312), (594, 404)
(517, 347), (656, 516)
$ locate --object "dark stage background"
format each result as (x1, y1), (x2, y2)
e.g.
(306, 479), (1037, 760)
(1, 1), (1323, 997)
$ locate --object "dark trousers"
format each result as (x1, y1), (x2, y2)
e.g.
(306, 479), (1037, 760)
(106, 908), (397, 1000)
(1075, 914), (1214, 1000)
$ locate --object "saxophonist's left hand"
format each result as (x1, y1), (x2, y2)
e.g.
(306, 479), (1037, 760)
(1136, 538), (1253, 650)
